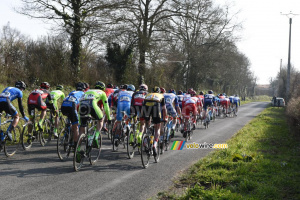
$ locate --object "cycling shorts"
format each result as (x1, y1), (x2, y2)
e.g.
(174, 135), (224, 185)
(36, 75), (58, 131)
(203, 100), (213, 110)
(142, 101), (162, 124)
(79, 100), (103, 127)
(182, 103), (197, 119)
(61, 102), (78, 125)
(0, 100), (17, 117)
(131, 105), (145, 121)
(233, 101), (239, 107)
(116, 101), (131, 121)
(166, 105), (177, 118)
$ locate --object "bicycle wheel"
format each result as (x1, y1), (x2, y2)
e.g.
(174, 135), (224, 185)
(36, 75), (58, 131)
(141, 133), (150, 168)
(4, 125), (21, 157)
(21, 122), (33, 151)
(39, 119), (51, 146)
(57, 127), (72, 161)
(74, 134), (87, 172)
(127, 129), (135, 159)
(89, 133), (102, 165)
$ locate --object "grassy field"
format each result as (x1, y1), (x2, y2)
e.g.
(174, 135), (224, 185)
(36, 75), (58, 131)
(157, 106), (300, 199)
(241, 95), (271, 105)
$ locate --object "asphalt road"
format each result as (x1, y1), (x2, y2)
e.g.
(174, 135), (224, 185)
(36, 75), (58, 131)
(0, 102), (269, 200)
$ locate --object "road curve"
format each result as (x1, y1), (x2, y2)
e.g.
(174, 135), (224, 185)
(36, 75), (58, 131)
(0, 102), (268, 200)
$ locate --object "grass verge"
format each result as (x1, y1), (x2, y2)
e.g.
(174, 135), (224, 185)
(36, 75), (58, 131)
(157, 106), (300, 200)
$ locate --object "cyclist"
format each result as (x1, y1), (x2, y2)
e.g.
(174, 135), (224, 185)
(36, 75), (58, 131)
(229, 95), (234, 108)
(105, 83), (115, 97)
(141, 86), (167, 156)
(0, 81), (29, 142)
(131, 84), (148, 146)
(219, 93), (230, 116)
(27, 82), (51, 133)
(233, 95), (241, 114)
(112, 84), (135, 147)
(203, 90), (216, 124)
(83, 82), (90, 92)
(181, 90), (200, 135)
(163, 89), (181, 138)
(60, 82), (85, 148)
(46, 85), (65, 138)
(78, 81), (111, 152)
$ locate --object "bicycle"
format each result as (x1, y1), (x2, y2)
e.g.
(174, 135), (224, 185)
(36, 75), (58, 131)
(21, 109), (52, 150)
(141, 123), (160, 168)
(160, 116), (173, 154)
(0, 113), (22, 157)
(127, 119), (141, 159)
(183, 113), (194, 141)
(46, 109), (65, 142)
(73, 117), (102, 171)
(112, 111), (129, 152)
(57, 117), (74, 161)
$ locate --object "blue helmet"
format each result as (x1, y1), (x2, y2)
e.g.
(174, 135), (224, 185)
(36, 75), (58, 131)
(127, 84), (135, 91)
(169, 89), (176, 94)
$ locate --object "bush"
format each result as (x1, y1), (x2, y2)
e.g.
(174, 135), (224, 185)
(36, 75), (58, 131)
(286, 97), (300, 130)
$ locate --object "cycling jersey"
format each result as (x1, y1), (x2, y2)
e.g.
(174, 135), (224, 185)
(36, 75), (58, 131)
(116, 90), (134, 121)
(79, 89), (111, 127)
(61, 90), (84, 125)
(182, 95), (199, 118)
(203, 94), (216, 110)
(104, 88), (115, 98)
(164, 93), (179, 118)
(220, 97), (230, 107)
(46, 90), (65, 112)
(229, 96), (234, 104)
(142, 93), (165, 124)
(131, 90), (148, 119)
(0, 87), (26, 117)
(177, 94), (184, 110)
(27, 89), (51, 115)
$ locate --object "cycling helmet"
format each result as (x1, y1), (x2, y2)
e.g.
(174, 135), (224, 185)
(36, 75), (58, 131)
(235, 94), (238, 97)
(190, 90), (196, 97)
(15, 81), (26, 90)
(95, 81), (106, 91)
(40, 82), (50, 89)
(169, 89), (176, 94)
(127, 84), (135, 91)
(219, 93), (223, 96)
(153, 86), (160, 93)
(187, 88), (193, 94)
(178, 90), (183, 95)
(160, 87), (166, 94)
(84, 82), (90, 91)
(75, 82), (85, 91)
(208, 90), (213, 94)
(120, 84), (128, 90)
(56, 85), (64, 90)
(199, 91), (204, 95)
(107, 83), (113, 88)
(139, 84), (148, 91)
(114, 86), (119, 90)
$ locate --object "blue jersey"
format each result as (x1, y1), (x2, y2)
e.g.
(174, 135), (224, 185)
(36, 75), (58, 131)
(61, 90), (84, 107)
(0, 87), (23, 102)
(233, 96), (240, 106)
(229, 96), (234, 103)
(164, 93), (179, 107)
(116, 90), (134, 121)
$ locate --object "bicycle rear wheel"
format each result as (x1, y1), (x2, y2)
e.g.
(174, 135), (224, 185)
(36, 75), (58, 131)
(74, 134), (87, 172)
(89, 133), (102, 165)
(154, 137), (160, 163)
(21, 123), (33, 151)
(39, 119), (51, 146)
(141, 133), (150, 168)
(57, 128), (72, 161)
(4, 125), (21, 157)
(127, 130), (135, 159)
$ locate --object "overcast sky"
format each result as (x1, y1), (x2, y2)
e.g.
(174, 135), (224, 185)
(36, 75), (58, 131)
(1, 0), (300, 85)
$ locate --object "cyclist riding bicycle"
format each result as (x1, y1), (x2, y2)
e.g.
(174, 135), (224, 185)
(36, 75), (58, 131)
(78, 81), (111, 151)
(203, 90), (216, 124)
(131, 84), (148, 146)
(233, 95), (241, 114)
(112, 84), (135, 147)
(46, 85), (65, 138)
(60, 82), (85, 148)
(163, 89), (181, 138)
(219, 93), (230, 116)
(141, 86), (167, 156)
(0, 81), (29, 142)
(181, 90), (200, 135)
(27, 82), (51, 133)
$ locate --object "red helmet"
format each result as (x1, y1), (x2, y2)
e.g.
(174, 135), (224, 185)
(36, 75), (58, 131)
(190, 90), (196, 97)
(107, 83), (113, 88)
(139, 84), (148, 91)
(188, 88), (193, 94)
(40, 82), (50, 89)
(160, 87), (166, 94)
